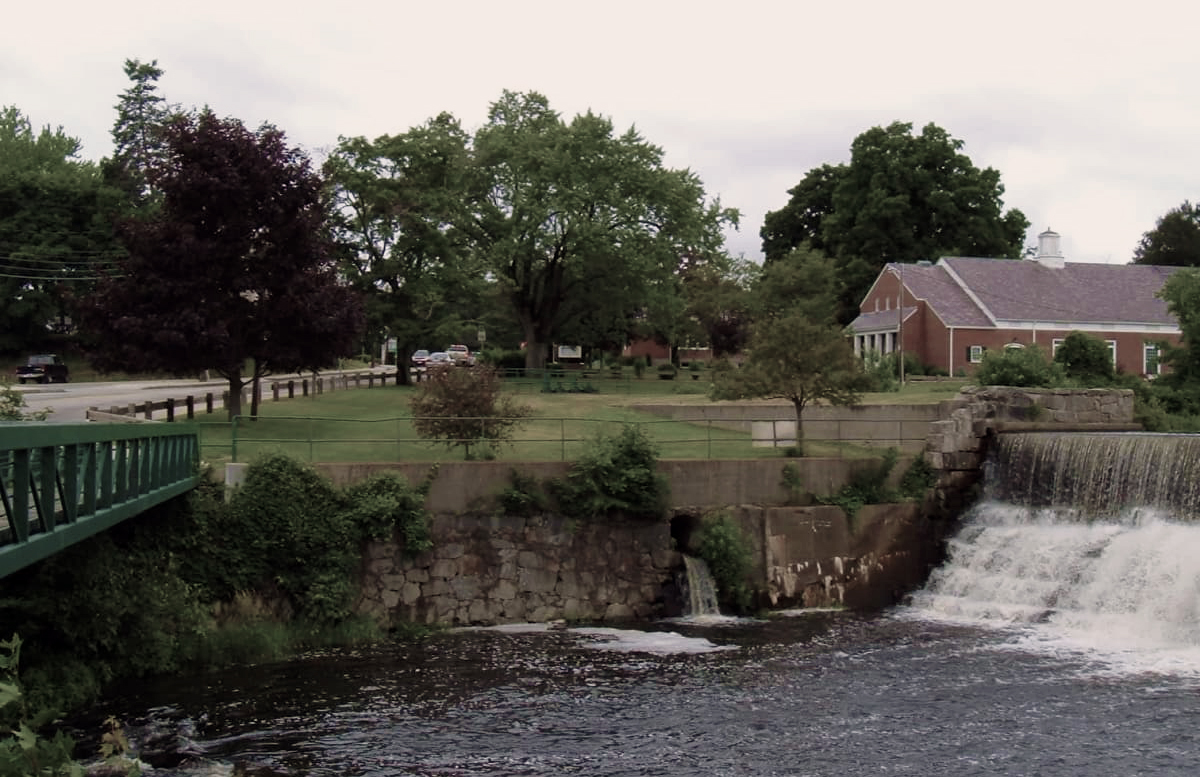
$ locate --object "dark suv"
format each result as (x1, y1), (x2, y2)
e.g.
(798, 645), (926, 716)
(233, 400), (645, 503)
(16, 354), (69, 384)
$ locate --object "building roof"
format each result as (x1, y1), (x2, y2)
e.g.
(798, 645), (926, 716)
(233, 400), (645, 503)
(850, 306), (917, 334)
(941, 257), (1180, 327)
(855, 256), (1183, 332)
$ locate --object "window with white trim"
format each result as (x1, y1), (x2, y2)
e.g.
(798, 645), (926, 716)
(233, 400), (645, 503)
(1144, 342), (1162, 375)
(969, 345), (984, 363)
(1051, 338), (1064, 356)
(1106, 340), (1117, 368)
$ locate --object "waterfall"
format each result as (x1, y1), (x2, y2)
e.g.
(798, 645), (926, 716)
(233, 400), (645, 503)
(681, 556), (721, 617)
(908, 432), (1200, 660)
(989, 432), (1200, 519)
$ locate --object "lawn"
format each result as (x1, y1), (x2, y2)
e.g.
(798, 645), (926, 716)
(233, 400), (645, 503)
(195, 372), (964, 465)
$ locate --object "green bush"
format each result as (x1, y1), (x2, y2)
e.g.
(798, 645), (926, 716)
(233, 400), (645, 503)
(1053, 331), (1114, 383)
(694, 510), (754, 613)
(974, 345), (1063, 388)
(549, 425), (669, 521)
(817, 448), (900, 518)
(498, 469), (550, 517)
(898, 455), (937, 499)
(861, 350), (899, 392)
(657, 363), (678, 380)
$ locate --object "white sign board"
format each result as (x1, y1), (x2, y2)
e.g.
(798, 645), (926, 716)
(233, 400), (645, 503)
(557, 345), (582, 359)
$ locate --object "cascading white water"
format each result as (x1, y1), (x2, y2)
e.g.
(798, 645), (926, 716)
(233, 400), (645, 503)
(681, 555), (721, 617)
(908, 432), (1200, 667)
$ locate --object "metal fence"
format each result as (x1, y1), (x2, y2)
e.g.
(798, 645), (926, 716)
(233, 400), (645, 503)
(197, 413), (903, 464)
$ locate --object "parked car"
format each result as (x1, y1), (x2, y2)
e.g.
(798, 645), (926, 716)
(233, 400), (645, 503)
(411, 349), (430, 367)
(427, 351), (454, 369)
(447, 344), (475, 366)
(15, 354), (69, 384)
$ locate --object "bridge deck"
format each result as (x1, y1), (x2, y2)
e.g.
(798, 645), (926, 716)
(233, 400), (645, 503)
(0, 422), (200, 579)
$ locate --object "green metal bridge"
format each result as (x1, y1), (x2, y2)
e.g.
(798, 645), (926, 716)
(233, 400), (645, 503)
(0, 422), (200, 579)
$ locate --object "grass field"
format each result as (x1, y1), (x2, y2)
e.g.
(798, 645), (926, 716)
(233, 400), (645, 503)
(195, 374), (968, 465)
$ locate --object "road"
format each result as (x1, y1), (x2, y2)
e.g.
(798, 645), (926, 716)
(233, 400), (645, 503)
(13, 378), (229, 423)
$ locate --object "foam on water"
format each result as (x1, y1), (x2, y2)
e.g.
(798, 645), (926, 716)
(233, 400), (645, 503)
(906, 497), (1200, 678)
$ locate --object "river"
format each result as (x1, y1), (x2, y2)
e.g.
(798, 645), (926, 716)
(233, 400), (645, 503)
(71, 432), (1200, 775)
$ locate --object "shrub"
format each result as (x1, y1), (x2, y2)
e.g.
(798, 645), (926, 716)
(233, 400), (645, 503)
(898, 455), (937, 500)
(1053, 331), (1114, 384)
(817, 447), (900, 518)
(497, 469), (550, 517)
(410, 365), (533, 460)
(657, 363), (678, 380)
(549, 425), (669, 521)
(694, 510), (754, 613)
(974, 345), (1063, 388)
(861, 350), (899, 392)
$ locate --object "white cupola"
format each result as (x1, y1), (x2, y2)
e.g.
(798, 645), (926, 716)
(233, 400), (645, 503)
(1033, 228), (1064, 268)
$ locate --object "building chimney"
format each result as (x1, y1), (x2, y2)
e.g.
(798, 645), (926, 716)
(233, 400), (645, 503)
(1034, 228), (1065, 268)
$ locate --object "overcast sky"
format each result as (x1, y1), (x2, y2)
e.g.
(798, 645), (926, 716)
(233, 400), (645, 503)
(5, 0), (1198, 265)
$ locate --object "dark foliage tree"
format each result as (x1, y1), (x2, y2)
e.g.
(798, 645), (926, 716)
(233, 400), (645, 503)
(761, 121), (1028, 322)
(1132, 201), (1200, 266)
(682, 253), (756, 358)
(470, 91), (736, 369)
(75, 111), (364, 419)
(0, 106), (123, 353)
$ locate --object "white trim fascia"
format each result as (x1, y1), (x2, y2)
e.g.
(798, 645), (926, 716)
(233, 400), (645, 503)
(939, 258), (998, 326)
(993, 320), (1181, 335)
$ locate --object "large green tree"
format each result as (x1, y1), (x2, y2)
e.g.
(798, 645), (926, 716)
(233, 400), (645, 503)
(0, 107), (122, 353)
(761, 121), (1028, 322)
(1133, 201), (1200, 266)
(76, 110), (364, 419)
(470, 91), (736, 368)
(323, 114), (486, 382)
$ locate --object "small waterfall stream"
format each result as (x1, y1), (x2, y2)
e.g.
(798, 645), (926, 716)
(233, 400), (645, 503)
(680, 555), (721, 616)
(909, 432), (1200, 659)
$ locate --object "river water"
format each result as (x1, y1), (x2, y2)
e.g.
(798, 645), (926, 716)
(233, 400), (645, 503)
(76, 432), (1200, 776)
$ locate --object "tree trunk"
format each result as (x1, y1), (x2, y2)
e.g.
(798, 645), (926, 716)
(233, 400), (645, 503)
(791, 398), (807, 457)
(225, 375), (244, 421)
(524, 332), (548, 369)
(250, 375), (261, 419)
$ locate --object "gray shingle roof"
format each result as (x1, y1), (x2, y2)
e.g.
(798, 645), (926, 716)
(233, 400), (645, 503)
(941, 257), (1180, 326)
(849, 306), (916, 333)
(894, 262), (992, 327)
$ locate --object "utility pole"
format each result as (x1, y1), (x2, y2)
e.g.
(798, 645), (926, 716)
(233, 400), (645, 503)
(898, 263), (905, 386)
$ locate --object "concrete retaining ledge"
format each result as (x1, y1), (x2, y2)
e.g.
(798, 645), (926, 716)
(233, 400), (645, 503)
(224, 456), (910, 513)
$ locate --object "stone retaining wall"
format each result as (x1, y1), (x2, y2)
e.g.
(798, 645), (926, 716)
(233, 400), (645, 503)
(924, 386), (1138, 515)
(357, 513), (680, 626)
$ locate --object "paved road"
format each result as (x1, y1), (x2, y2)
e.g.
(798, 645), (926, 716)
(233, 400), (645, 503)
(12, 368), (398, 423)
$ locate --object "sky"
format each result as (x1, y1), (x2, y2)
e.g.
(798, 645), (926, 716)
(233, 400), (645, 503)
(5, 0), (1199, 265)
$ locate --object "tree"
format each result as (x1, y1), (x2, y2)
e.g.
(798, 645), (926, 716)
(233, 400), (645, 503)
(1132, 201), (1200, 266)
(682, 253), (756, 358)
(75, 110), (364, 419)
(409, 365), (532, 459)
(711, 248), (869, 456)
(0, 106), (122, 353)
(107, 58), (177, 208)
(711, 312), (868, 456)
(1053, 331), (1114, 383)
(761, 121), (1028, 322)
(323, 115), (486, 383)
(471, 91), (736, 369)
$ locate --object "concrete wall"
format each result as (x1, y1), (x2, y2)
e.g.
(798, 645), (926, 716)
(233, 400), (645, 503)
(631, 403), (939, 454)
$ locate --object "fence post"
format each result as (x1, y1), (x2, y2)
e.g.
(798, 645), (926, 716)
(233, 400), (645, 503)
(186, 395), (194, 420)
(128, 403), (137, 418)
(166, 398), (175, 422)
(288, 380), (295, 399)
(272, 382), (280, 401)
(206, 393), (214, 414)
(303, 379), (309, 397)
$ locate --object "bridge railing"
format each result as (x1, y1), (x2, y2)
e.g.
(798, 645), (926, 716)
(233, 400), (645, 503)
(0, 422), (200, 579)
